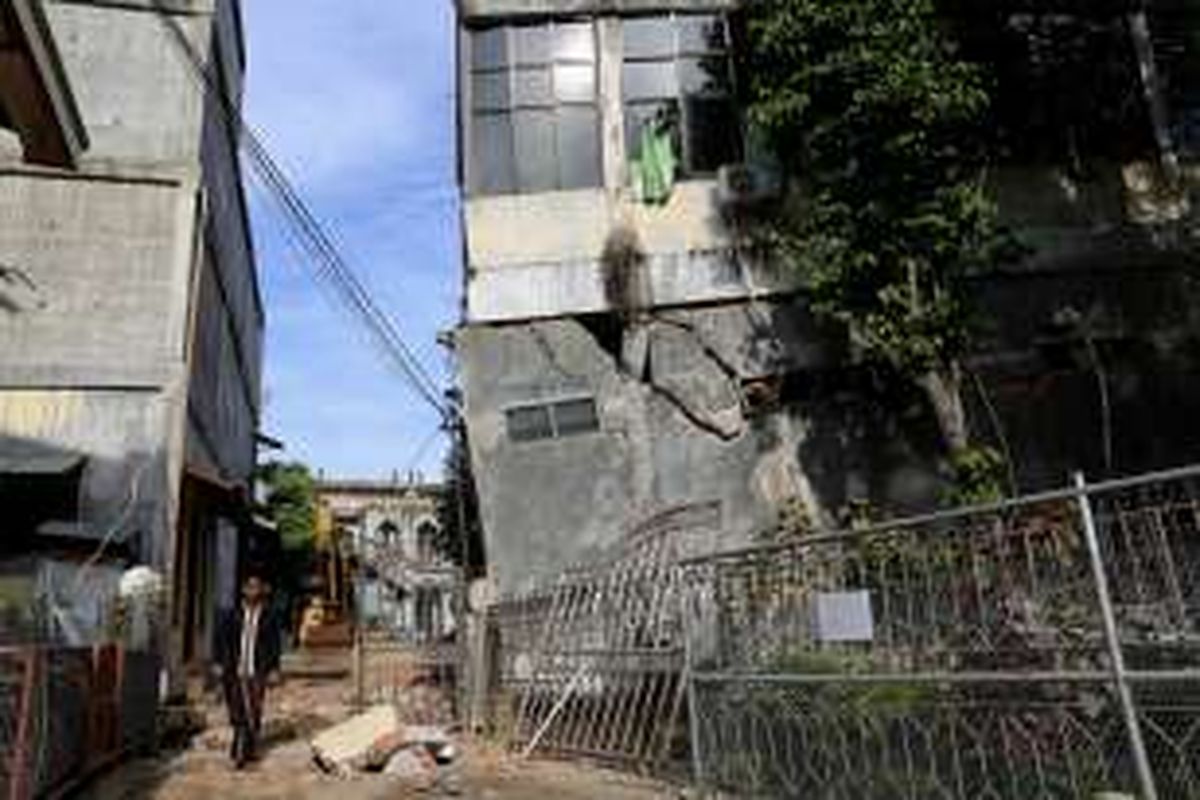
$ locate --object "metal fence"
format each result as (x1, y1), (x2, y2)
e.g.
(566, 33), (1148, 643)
(485, 503), (721, 768)
(0, 645), (158, 800)
(359, 634), (461, 725)
(681, 466), (1200, 799)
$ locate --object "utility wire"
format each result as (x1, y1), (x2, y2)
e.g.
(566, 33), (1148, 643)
(151, 1), (450, 419)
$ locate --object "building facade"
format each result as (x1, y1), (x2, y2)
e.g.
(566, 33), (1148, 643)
(0, 0), (262, 672)
(315, 479), (457, 643)
(454, 0), (1200, 595)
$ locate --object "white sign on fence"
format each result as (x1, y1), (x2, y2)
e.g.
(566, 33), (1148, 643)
(814, 590), (875, 642)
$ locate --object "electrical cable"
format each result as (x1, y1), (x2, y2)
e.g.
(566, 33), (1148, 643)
(150, 0), (451, 420)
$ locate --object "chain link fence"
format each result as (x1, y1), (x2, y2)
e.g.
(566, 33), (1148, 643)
(681, 466), (1200, 799)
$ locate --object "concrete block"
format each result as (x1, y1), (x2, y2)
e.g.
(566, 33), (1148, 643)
(311, 704), (401, 774)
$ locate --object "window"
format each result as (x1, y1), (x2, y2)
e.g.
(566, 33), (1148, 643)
(469, 21), (602, 195)
(417, 521), (439, 563)
(505, 398), (600, 442)
(622, 14), (741, 177)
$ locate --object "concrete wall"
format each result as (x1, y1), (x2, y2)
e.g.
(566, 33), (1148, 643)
(186, 0), (261, 485)
(458, 296), (937, 594)
(0, 0), (260, 579)
(459, 5), (774, 324)
(45, 1), (210, 171)
(456, 4), (1200, 594)
(462, 251), (1200, 594)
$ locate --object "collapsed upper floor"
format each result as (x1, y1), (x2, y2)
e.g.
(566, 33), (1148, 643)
(455, 0), (1200, 323)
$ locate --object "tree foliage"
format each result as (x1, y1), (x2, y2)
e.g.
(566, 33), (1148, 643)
(257, 461), (318, 612)
(749, 0), (1008, 376)
(746, 0), (1025, 497)
(258, 461), (317, 552)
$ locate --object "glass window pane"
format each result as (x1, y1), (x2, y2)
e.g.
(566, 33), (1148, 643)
(506, 405), (553, 442)
(472, 28), (508, 70)
(680, 56), (731, 96)
(471, 72), (510, 111)
(470, 113), (515, 195)
(558, 107), (601, 189)
(513, 67), (553, 106)
(622, 61), (677, 101)
(554, 64), (595, 103)
(555, 23), (595, 62)
(513, 25), (552, 65)
(684, 95), (741, 173)
(678, 15), (726, 53)
(514, 109), (557, 192)
(553, 399), (599, 436)
(623, 17), (675, 59)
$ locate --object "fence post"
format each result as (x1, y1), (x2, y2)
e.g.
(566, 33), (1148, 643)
(681, 568), (705, 791)
(1075, 471), (1159, 800)
(9, 648), (38, 800)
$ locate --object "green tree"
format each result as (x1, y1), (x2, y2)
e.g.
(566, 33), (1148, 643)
(747, 0), (1018, 495)
(258, 461), (318, 613)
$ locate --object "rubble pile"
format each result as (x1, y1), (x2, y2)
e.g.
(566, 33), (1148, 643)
(310, 703), (461, 794)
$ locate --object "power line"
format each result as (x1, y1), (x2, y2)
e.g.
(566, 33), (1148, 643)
(151, 1), (450, 420)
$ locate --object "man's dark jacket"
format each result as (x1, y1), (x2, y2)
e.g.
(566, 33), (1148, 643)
(214, 603), (282, 680)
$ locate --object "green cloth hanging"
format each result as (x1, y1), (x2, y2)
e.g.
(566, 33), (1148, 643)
(631, 121), (677, 205)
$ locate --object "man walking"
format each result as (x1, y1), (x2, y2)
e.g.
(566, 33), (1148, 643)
(215, 571), (282, 768)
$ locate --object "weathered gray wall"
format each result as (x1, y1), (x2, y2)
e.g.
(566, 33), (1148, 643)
(460, 297), (943, 594)
(187, 0), (261, 485)
(0, 0), (260, 566)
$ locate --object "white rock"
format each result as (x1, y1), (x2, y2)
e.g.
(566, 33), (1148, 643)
(311, 704), (401, 773)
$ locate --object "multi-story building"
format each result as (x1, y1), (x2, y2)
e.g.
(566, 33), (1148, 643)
(0, 0), (262, 673)
(454, 0), (1200, 595)
(316, 478), (457, 643)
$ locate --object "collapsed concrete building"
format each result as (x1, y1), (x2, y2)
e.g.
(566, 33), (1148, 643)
(0, 0), (263, 675)
(316, 479), (457, 643)
(453, 0), (1200, 595)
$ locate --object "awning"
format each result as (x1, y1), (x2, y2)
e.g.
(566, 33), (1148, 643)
(0, 436), (84, 475)
(0, 0), (87, 167)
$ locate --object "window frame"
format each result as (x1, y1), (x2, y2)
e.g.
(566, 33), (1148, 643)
(504, 396), (601, 443)
(467, 20), (603, 196)
(620, 12), (742, 178)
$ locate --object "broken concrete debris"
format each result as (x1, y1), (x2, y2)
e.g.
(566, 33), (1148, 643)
(311, 704), (402, 774)
(382, 746), (439, 790)
(309, 703), (457, 782)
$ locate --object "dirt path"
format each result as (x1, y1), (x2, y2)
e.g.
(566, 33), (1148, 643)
(86, 675), (679, 799)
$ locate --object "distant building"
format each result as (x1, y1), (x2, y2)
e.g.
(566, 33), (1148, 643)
(315, 479), (457, 643)
(0, 0), (263, 675)
(453, 0), (1200, 594)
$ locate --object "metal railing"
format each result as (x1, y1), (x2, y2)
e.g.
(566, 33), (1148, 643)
(0, 645), (158, 800)
(484, 504), (719, 768)
(681, 465), (1200, 799)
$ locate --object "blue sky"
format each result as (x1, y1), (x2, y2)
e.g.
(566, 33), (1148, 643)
(242, 1), (459, 481)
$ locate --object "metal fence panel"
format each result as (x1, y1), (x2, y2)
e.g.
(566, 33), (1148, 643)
(486, 504), (717, 768)
(0, 645), (159, 800)
(682, 466), (1200, 799)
